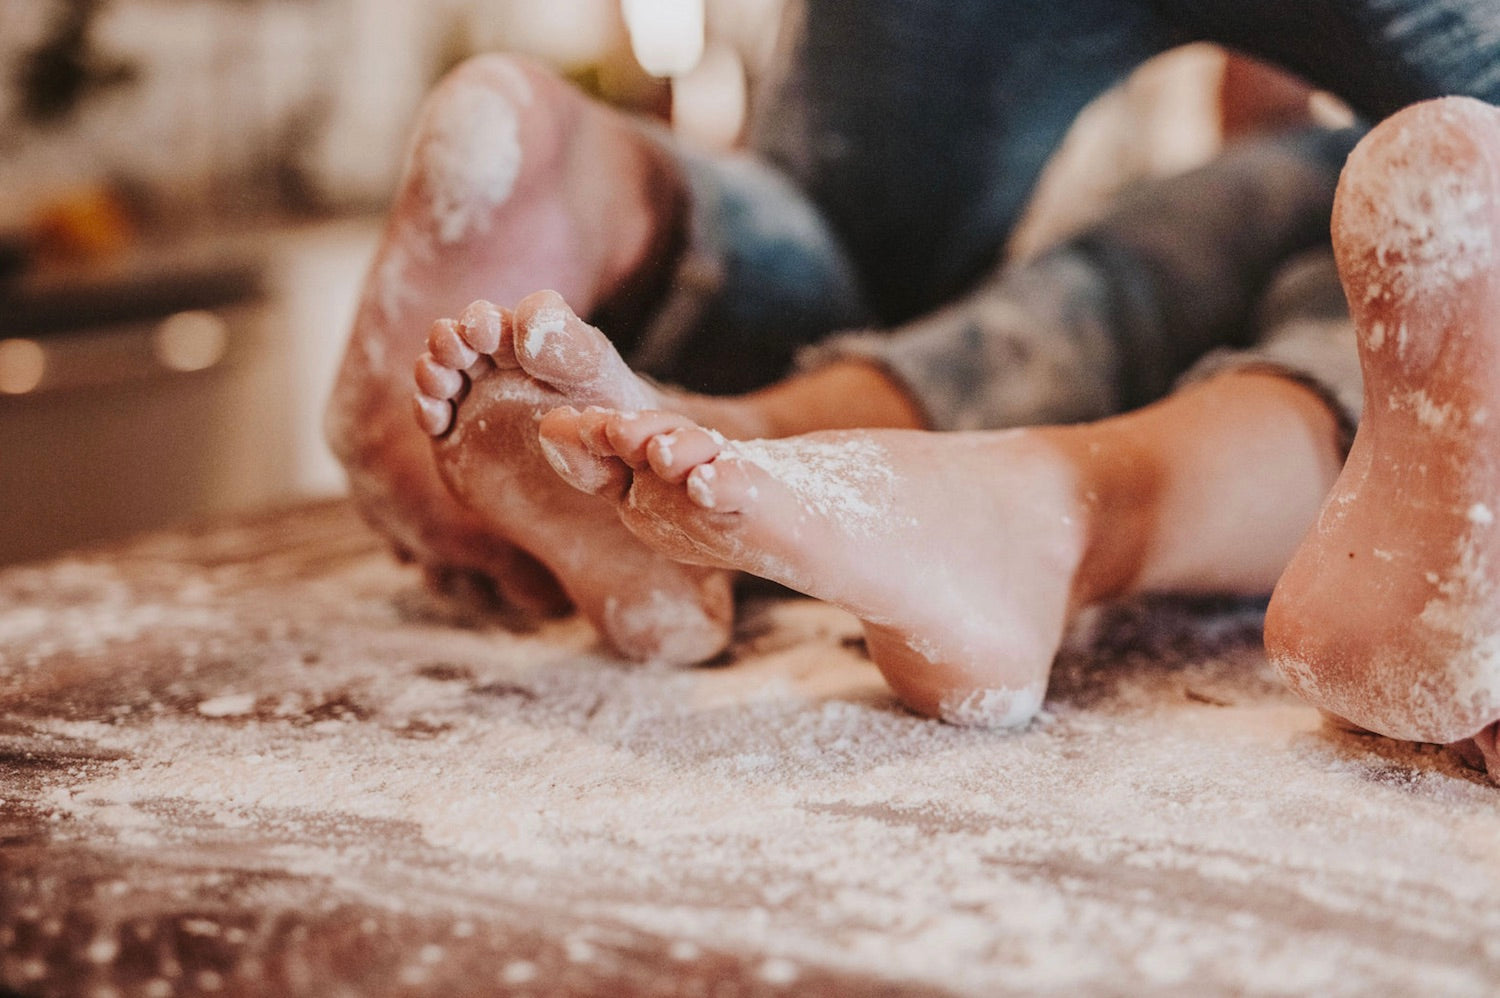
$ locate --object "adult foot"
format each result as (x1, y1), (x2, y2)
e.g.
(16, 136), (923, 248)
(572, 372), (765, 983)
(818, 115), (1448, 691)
(1265, 97), (1500, 765)
(535, 405), (1099, 725)
(325, 53), (682, 614)
(416, 293), (772, 663)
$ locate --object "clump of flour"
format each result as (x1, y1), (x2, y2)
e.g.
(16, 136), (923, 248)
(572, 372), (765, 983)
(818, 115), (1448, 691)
(938, 686), (1044, 729)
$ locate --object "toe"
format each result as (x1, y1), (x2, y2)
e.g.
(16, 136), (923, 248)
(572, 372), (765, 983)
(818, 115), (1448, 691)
(576, 406), (622, 461)
(684, 454), (760, 512)
(414, 392), (453, 437)
(538, 407), (630, 498)
(647, 427), (724, 484)
(604, 410), (695, 467)
(428, 317), (479, 370)
(457, 299), (507, 356)
(414, 352), (466, 399)
(512, 290), (653, 408)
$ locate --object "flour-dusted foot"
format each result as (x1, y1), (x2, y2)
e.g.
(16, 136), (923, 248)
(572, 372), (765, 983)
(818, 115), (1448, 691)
(418, 293), (758, 663)
(326, 53), (683, 615)
(540, 405), (1098, 726)
(1265, 97), (1500, 771)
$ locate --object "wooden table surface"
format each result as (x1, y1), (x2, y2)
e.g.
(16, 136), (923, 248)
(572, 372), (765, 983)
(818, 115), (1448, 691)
(2, 501), (1498, 998)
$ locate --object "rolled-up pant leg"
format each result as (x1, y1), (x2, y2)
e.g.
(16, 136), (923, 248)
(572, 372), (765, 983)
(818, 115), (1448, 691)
(633, 0), (1498, 415)
(817, 128), (1362, 430)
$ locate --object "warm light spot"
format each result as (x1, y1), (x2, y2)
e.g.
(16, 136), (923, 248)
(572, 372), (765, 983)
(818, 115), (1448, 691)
(671, 42), (747, 150)
(0, 338), (46, 394)
(153, 310), (229, 373)
(623, 0), (705, 77)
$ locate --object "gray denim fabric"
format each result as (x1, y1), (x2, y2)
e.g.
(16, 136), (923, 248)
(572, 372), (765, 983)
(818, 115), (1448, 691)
(626, 0), (1498, 430)
(625, 144), (870, 396)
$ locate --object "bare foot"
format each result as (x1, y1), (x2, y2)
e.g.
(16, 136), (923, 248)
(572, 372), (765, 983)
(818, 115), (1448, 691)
(325, 54), (681, 615)
(1265, 97), (1500, 766)
(535, 405), (1097, 725)
(416, 293), (774, 663)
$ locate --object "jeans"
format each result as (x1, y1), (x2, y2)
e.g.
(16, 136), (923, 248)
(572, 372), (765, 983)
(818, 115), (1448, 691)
(624, 0), (1500, 434)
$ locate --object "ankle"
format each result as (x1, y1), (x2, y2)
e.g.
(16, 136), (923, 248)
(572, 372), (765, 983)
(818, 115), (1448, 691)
(1038, 423), (1159, 608)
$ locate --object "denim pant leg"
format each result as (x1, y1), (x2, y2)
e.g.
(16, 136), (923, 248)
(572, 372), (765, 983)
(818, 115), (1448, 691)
(634, 0), (1500, 409)
(630, 0), (1170, 392)
(816, 128), (1360, 430)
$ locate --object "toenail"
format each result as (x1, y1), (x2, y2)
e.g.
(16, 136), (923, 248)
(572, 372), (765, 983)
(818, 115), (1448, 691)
(459, 301), (503, 353)
(651, 432), (679, 466)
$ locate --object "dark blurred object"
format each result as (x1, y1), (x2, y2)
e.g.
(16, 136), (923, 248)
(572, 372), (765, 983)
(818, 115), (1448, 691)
(0, 238), (262, 342)
(0, 235), (27, 282)
(18, 0), (139, 126)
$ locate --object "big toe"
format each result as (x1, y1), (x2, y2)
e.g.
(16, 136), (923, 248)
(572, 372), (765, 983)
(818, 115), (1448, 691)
(538, 406), (630, 498)
(512, 290), (656, 409)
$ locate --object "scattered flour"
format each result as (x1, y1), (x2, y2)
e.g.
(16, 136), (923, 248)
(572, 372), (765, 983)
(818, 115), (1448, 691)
(727, 435), (896, 535)
(195, 693), (256, 718)
(6, 521), (1500, 996)
(1393, 389), (1461, 431)
(1339, 98), (1499, 302)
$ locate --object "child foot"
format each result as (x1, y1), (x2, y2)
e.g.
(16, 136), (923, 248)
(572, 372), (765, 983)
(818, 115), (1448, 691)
(416, 293), (764, 663)
(325, 54), (682, 614)
(537, 406), (1097, 726)
(1265, 97), (1500, 762)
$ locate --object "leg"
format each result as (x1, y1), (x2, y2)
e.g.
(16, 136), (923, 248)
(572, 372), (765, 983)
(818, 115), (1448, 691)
(328, 52), (869, 650)
(809, 127), (1359, 433)
(1265, 98), (1500, 758)
(752, 0), (1500, 332)
(539, 369), (1343, 724)
(414, 125), (1354, 662)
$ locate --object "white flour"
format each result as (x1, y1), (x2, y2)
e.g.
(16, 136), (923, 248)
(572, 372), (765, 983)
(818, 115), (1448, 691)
(728, 435), (896, 535)
(415, 79), (523, 246)
(5, 530), (1500, 996)
(522, 309), (568, 360)
(938, 685), (1044, 729)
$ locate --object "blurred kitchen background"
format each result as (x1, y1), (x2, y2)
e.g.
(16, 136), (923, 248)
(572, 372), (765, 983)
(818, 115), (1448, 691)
(0, 0), (1346, 565)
